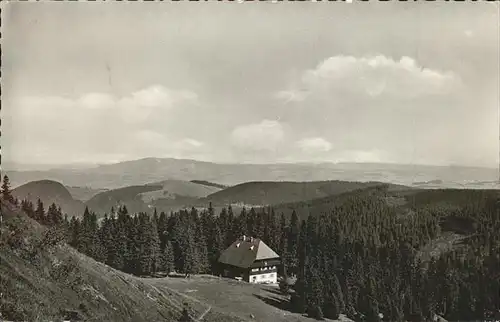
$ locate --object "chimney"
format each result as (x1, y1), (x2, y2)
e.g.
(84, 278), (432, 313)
(250, 237), (254, 242)
(242, 235), (246, 241)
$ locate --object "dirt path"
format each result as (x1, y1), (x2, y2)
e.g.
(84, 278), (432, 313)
(195, 305), (212, 321)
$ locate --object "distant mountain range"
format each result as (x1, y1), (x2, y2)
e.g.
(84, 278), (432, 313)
(5, 157), (499, 190)
(5, 157), (500, 217)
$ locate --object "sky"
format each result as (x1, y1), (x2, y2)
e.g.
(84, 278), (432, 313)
(2, 1), (499, 167)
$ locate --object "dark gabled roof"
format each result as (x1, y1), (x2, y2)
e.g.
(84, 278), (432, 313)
(218, 237), (279, 269)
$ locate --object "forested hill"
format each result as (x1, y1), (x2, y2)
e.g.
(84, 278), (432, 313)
(12, 180), (86, 217)
(204, 180), (400, 206)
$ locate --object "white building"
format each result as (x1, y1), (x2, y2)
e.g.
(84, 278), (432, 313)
(218, 235), (281, 284)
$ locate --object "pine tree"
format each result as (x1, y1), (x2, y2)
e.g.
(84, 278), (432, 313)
(160, 240), (175, 274)
(226, 205), (235, 245)
(1, 175), (14, 203)
(291, 277), (308, 314)
(100, 213), (116, 267)
(323, 274), (344, 319)
(323, 291), (340, 320)
(47, 203), (63, 226)
(69, 216), (81, 249)
(35, 199), (46, 224)
(287, 210), (300, 274)
(21, 199), (35, 219)
(127, 214), (141, 275)
(307, 267), (325, 320)
(112, 207), (129, 271)
(208, 218), (224, 275)
(149, 212), (161, 275)
(267, 208), (279, 251)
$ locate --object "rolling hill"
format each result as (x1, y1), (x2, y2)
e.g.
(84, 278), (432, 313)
(190, 180), (229, 189)
(12, 180), (86, 218)
(85, 179), (222, 216)
(141, 180), (222, 201)
(204, 180), (399, 207)
(66, 186), (109, 202)
(269, 183), (499, 221)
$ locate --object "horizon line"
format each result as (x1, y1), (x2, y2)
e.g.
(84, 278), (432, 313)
(3, 156), (498, 171)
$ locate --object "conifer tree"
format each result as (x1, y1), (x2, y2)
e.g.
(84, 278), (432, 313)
(100, 213), (116, 267)
(21, 199), (35, 219)
(307, 267), (325, 320)
(69, 216), (81, 249)
(112, 206), (129, 271)
(46, 202), (63, 226)
(149, 212), (161, 274)
(35, 199), (46, 224)
(287, 210), (300, 274)
(226, 205), (235, 245)
(1, 175), (14, 203)
(127, 214), (141, 275)
(208, 218), (224, 274)
(160, 240), (175, 274)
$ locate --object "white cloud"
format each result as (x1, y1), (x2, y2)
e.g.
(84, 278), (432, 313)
(77, 93), (116, 110)
(337, 150), (385, 163)
(230, 119), (285, 152)
(175, 138), (204, 149)
(17, 85), (197, 114)
(297, 137), (332, 153)
(276, 54), (460, 101)
(129, 85), (198, 108)
(274, 90), (308, 103)
(6, 85), (201, 164)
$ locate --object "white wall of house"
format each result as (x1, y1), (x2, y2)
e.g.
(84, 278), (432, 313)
(248, 266), (278, 284)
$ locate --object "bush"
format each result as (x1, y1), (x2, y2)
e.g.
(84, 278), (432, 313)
(279, 279), (290, 294)
(40, 226), (67, 249)
(308, 305), (324, 320)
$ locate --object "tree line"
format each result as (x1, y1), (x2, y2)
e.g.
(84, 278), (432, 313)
(2, 175), (499, 321)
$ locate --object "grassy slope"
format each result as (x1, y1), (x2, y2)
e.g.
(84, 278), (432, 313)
(204, 180), (398, 207)
(66, 186), (109, 202)
(85, 180), (222, 216)
(85, 184), (164, 215)
(12, 180), (86, 218)
(140, 180), (222, 202)
(190, 180), (229, 190)
(149, 275), (354, 322)
(0, 200), (241, 322)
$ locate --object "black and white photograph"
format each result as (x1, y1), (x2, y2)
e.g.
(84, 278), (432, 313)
(1, 1), (499, 321)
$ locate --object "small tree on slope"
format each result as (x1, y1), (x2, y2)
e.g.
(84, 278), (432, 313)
(1, 175), (14, 203)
